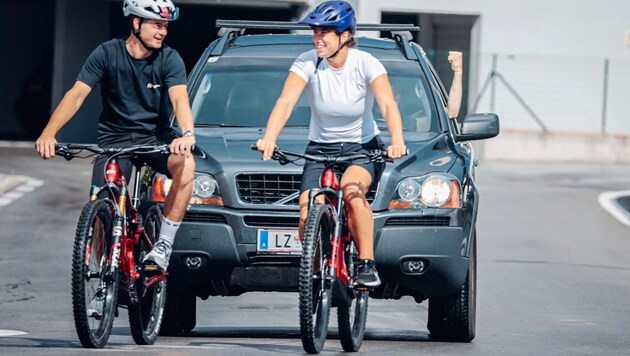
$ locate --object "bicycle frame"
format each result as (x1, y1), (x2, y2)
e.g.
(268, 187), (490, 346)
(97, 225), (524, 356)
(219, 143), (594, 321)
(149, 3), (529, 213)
(307, 166), (354, 294)
(94, 157), (165, 293)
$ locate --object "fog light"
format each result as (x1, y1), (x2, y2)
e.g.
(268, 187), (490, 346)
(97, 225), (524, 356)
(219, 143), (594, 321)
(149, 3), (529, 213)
(184, 256), (203, 270)
(402, 259), (427, 274)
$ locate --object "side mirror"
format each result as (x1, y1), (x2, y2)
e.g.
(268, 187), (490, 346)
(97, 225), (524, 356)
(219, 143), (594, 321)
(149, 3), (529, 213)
(455, 113), (500, 142)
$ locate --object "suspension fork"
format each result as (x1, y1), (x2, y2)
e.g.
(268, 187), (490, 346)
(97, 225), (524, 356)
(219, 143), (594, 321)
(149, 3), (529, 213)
(107, 184), (128, 280)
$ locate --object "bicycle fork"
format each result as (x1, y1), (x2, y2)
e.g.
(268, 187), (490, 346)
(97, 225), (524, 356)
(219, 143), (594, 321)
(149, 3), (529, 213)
(106, 186), (128, 282)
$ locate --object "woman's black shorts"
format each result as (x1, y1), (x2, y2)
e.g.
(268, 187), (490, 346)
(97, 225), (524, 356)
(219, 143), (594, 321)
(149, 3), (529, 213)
(300, 136), (386, 193)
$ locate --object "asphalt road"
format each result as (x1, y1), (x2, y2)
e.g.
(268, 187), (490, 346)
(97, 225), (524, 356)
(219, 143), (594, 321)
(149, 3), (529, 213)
(1, 144), (630, 355)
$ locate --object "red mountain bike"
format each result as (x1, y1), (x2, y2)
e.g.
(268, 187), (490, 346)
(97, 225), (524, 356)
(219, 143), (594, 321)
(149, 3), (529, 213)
(262, 145), (394, 354)
(56, 143), (169, 348)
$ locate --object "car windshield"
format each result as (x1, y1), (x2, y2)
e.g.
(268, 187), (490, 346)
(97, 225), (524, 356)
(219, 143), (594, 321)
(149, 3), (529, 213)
(191, 56), (438, 132)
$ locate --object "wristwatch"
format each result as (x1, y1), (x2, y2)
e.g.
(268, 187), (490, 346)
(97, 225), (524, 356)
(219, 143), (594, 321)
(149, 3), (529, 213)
(182, 130), (194, 137)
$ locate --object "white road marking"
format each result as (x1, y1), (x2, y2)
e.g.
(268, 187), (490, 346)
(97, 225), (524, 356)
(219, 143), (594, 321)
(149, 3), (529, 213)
(598, 190), (630, 227)
(0, 330), (27, 337)
(0, 175), (44, 208)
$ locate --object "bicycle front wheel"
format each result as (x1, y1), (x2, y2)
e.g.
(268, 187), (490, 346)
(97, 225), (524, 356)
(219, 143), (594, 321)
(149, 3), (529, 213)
(71, 200), (119, 348)
(337, 241), (368, 351)
(129, 203), (167, 345)
(299, 203), (333, 354)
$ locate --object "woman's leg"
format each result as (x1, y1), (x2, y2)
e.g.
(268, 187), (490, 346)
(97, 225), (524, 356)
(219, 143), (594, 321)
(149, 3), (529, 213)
(340, 166), (373, 260)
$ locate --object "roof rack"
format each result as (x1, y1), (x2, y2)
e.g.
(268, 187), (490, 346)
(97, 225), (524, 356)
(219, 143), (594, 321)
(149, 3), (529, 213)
(213, 20), (420, 60)
(216, 20), (419, 36)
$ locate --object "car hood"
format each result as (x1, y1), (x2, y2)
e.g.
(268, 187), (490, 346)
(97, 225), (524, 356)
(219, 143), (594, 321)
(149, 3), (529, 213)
(193, 127), (460, 210)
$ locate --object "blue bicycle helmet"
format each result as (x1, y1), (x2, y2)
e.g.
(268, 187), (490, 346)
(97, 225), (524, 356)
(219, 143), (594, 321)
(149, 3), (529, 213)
(299, 1), (356, 34)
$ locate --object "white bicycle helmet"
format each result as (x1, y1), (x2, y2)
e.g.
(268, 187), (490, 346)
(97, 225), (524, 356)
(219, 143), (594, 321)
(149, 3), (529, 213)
(123, 0), (179, 21)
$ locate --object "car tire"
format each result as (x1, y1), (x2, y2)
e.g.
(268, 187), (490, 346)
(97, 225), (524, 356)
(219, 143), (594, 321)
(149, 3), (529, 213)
(159, 288), (197, 335)
(427, 230), (476, 342)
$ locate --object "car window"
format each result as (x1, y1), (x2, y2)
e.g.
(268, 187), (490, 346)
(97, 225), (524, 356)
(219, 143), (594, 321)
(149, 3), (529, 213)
(373, 61), (437, 132)
(191, 56), (437, 132)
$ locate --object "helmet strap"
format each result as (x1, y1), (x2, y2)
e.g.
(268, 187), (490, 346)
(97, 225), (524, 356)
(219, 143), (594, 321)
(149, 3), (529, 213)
(132, 18), (156, 52)
(327, 33), (351, 59)
(314, 30), (351, 73)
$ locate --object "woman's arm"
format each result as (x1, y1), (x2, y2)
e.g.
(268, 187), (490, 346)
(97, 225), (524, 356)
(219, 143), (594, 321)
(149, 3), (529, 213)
(257, 72), (307, 160)
(371, 74), (406, 159)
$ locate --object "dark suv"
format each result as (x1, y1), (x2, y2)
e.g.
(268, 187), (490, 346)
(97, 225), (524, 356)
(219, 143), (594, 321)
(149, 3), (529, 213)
(146, 20), (499, 340)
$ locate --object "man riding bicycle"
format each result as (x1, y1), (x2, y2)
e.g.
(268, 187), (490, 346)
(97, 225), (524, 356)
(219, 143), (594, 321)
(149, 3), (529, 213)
(35, 0), (195, 311)
(256, 1), (407, 288)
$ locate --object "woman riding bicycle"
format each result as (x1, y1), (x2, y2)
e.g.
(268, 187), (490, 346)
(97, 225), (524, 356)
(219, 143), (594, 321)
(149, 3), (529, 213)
(256, 0), (406, 288)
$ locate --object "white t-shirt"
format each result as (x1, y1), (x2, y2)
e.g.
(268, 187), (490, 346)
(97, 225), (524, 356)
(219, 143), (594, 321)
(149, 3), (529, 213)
(290, 48), (387, 143)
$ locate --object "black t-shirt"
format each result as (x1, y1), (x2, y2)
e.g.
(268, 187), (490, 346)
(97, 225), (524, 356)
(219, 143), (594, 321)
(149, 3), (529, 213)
(77, 38), (187, 145)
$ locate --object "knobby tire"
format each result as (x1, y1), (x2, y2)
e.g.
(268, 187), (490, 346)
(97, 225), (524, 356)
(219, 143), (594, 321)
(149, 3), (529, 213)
(337, 242), (368, 351)
(299, 203), (332, 354)
(129, 204), (167, 345)
(71, 200), (119, 348)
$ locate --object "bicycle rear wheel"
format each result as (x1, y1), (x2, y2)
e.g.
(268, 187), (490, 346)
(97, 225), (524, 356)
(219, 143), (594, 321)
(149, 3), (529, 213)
(129, 204), (167, 345)
(337, 242), (368, 351)
(299, 203), (333, 354)
(71, 200), (119, 348)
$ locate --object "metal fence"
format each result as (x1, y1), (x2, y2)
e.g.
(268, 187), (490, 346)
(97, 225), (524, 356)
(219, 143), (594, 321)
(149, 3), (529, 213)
(472, 54), (630, 135)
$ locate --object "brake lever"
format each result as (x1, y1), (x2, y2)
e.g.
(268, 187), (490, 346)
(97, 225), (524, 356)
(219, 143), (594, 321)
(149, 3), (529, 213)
(272, 150), (290, 165)
(56, 147), (74, 161)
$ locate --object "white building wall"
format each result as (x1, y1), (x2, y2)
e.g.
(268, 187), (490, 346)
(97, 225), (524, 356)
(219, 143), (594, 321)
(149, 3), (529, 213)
(349, 0), (630, 135)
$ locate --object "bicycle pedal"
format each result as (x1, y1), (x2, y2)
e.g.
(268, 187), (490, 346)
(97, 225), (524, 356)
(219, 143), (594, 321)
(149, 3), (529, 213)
(142, 262), (165, 278)
(354, 286), (370, 291)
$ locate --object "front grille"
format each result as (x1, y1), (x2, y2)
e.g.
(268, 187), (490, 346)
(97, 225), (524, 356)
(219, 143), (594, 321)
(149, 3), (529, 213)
(244, 216), (299, 228)
(183, 212), (227, 224)
(236, 173), (376, 206)
(236, 173), (301, 205)
(384, 216), (450, 226)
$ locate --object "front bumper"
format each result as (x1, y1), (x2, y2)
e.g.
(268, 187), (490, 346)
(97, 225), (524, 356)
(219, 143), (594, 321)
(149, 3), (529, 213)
(167, 205), (471, 298)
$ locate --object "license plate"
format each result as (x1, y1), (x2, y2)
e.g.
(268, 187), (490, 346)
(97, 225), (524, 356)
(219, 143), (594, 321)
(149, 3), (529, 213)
(257, 229), (301, 254)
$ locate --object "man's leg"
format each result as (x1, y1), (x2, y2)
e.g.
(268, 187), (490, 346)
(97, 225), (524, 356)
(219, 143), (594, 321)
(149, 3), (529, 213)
(143, 153), (195, 272)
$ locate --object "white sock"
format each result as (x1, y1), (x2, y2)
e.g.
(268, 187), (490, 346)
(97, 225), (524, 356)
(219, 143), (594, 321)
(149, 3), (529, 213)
(158, 218), (180, 246)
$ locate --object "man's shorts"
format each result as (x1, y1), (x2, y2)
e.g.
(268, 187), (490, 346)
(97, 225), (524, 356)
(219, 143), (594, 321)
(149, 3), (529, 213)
(90, 132), (176, 192)
(300, 136), (386, 194)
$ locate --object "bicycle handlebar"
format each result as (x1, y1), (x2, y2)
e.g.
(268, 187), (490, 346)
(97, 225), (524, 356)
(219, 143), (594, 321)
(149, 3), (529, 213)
(251, 144), (408, 164)
(55, 143), (170, 160)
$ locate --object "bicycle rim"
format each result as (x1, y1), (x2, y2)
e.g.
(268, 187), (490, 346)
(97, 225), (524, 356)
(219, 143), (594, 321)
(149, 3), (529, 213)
(338, 290), (368, 351)
(299, 204), (332, 354)
(338, 241), (368, 351)
(129, 204), (167, 345)
(71, 200), (119, 348)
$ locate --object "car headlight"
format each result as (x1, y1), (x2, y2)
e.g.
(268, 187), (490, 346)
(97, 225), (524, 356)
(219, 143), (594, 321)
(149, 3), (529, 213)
(390, 174), (461, 209)
(397, 179), (422, 202)
(151, 173), (223, 206)
(192, 174), (223, 205)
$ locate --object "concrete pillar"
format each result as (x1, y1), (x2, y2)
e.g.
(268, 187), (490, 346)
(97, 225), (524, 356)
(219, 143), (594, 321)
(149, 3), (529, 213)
(53, 0), (111, 143)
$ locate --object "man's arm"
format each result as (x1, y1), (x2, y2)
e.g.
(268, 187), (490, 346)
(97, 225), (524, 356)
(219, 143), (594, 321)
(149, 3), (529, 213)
(168, 84), (196, 156)
(35, 81), (92, 159)
(447, 51), (463, 120)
